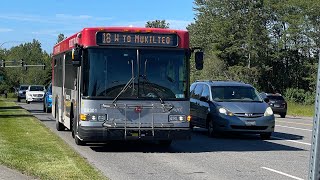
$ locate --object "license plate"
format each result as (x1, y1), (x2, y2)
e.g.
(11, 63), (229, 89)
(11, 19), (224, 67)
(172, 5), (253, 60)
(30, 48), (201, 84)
(274, 104), (280, 107)
(245, 120), (256, 126)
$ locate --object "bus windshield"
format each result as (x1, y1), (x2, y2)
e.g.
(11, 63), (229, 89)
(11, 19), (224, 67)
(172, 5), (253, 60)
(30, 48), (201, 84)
(83, 48), (188, 100)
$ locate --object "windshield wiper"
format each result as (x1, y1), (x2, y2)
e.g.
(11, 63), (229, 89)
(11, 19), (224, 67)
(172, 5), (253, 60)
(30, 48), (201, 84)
(112, 60), (135, 105)
(141, 59), (164, 104)
(140, 74), (164, 104)
(141, 59), (173, 112)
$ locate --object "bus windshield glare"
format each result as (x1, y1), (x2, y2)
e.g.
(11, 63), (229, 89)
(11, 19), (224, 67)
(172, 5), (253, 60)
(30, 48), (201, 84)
(83, 48), (188, 99)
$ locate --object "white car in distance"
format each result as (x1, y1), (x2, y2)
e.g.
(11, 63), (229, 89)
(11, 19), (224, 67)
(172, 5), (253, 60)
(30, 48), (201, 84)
(25, 85), (45, 104)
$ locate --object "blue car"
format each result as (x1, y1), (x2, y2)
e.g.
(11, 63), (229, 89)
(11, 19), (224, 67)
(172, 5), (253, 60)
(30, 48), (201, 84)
(43, 83), (52, 113)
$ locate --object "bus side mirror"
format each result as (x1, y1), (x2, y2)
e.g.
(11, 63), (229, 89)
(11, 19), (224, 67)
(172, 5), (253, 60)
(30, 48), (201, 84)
(195, 51), (204, 70)
(72, 45), (82, 67)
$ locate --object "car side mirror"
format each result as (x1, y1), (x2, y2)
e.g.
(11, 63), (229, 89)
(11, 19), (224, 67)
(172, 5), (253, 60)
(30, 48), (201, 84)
(264, 98), (269, 103)
(200, 96), (208, 102)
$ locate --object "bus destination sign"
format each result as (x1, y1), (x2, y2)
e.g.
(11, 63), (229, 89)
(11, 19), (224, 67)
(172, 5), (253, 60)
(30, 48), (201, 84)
(96, 32), (178, 47)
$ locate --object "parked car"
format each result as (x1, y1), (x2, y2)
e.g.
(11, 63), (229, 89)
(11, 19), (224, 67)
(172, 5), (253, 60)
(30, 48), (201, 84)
(17, 85), (29, 102)
(261, 93), (287, 118)
(190, 80), (275, 139)
(43, 83), (52, 113)
(25, 85), (45, 104)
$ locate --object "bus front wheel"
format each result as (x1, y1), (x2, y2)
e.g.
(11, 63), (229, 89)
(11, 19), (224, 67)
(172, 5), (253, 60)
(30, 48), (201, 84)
(74, 135), (85, 146)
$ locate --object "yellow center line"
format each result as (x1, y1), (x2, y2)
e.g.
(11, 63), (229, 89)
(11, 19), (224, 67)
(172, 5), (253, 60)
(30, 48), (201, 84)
(276, 120), (312, 126)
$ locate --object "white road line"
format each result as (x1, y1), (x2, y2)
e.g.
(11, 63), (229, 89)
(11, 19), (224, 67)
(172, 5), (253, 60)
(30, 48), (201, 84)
(261, 167), (304, 180)
(276, 125), (312, 132)
(271, 136), (311, 146)
(277, 120), (312, 126)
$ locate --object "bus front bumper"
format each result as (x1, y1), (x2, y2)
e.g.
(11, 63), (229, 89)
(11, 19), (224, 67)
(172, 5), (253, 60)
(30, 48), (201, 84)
(77, 126), (191, 142)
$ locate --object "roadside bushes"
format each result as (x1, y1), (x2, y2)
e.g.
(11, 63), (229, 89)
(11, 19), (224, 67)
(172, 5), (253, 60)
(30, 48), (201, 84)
(285, 88), (315, 105)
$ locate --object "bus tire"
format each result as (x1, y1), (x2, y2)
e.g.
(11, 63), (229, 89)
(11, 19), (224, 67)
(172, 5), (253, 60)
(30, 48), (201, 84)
(75, 135), (85, 146)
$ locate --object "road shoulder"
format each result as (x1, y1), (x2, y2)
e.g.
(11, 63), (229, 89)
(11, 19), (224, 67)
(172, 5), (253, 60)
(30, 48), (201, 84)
(0, 164), (35, 180)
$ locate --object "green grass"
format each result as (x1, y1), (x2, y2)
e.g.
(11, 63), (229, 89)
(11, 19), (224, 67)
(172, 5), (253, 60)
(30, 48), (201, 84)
(287, 101), (314, 117)
(0, 98), (108, 180)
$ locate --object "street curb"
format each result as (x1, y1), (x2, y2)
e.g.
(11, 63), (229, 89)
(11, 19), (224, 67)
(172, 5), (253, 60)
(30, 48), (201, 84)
(0, 164), (36, 180)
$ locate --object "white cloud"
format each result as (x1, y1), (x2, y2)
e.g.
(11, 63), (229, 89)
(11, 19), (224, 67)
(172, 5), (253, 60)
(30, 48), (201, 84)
(0, 28), (13, 32)
(0, 13), (113, 25)
(55, 14), (112, 21)
(0, 14), (48, 23)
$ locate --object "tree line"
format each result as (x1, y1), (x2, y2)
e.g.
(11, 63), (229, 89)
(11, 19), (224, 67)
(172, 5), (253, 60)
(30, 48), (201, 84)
(187, 0), (320, 104)
(1, 3), (319, 104)
(0, 40), (51, 93)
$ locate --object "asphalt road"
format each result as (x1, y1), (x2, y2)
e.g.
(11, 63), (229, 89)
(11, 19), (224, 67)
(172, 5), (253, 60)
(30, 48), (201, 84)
(18, 102), (312, 180)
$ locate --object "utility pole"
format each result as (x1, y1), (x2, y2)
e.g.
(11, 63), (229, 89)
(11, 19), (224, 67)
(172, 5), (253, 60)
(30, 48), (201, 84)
(309, 50), (320, 180)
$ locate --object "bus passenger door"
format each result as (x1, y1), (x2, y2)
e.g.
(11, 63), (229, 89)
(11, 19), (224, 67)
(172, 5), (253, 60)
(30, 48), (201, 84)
(61, 54), (67, 127)
(62, 53), (72, 130)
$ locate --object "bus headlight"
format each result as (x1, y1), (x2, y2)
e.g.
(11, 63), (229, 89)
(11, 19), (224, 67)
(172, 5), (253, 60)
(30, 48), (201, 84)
(169, 115), (186, 122)
(80, 114), (107, 121)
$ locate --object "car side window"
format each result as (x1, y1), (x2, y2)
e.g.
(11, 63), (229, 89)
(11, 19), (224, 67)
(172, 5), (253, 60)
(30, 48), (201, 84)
(201, 85), (210, 100)
(193, 84), (203, 100)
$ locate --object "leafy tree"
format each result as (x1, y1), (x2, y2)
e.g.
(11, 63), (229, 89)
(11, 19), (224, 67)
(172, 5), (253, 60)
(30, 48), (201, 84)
(145, 20), (170, 28)
(2, 40), (51, 91)
(57, 33), (66, 43)
(188, 0), (320, 98)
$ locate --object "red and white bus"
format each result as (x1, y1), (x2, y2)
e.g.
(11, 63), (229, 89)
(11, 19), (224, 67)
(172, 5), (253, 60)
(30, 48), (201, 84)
(52, 27), (203, 146)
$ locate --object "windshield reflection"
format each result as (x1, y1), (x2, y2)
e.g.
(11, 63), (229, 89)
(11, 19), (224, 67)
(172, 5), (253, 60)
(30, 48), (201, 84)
(83, 48), (188, 99)
(211, 86), (263, 102)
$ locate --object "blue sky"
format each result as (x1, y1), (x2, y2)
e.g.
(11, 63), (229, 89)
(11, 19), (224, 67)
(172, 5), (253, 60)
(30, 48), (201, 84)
(0, 0), (196, 53)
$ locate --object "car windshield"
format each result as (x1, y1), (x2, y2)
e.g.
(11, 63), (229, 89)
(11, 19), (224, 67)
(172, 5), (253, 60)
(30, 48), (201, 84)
(30, 86), (44, 91)
(267, 95), (284, 100)
(211, 86), (263, 102)
(20, 86), (29, 90)
(83, 48), (188, 99)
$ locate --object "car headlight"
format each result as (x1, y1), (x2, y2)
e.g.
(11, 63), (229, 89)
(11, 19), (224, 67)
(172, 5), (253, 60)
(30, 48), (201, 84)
(264, 107), (273, 116)
(218, 107), (234, 116)
(169, 115), (186, 122)
(19, 90), (23, 94)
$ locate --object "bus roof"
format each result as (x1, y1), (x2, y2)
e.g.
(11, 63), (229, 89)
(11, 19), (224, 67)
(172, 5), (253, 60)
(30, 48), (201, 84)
(53, 27), (189, 55)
